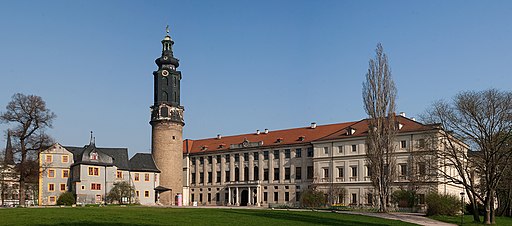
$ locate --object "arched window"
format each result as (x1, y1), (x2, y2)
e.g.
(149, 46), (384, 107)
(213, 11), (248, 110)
(162, 91), (168, 102)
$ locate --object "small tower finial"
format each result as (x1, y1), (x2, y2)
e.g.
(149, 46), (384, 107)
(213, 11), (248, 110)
(89, 131), (94, 145)
(166, 25), (170, 36)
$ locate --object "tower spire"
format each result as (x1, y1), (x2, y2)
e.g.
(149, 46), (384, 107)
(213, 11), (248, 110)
(4, 130), (15, 165)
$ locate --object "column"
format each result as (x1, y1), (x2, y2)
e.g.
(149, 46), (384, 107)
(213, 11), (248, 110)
(247, 187), (251, 205)
(235, 187), (239, 206)
(230, 155), (235, 182)
(212, 155), (217, 184)
(220, 155), (225, 185)
(228, 187), (232, 205)
(279, 150), (284, 183)
(249, 153), (254, 181)
(256, 185), (261, 207)
(240, 154), (245, 182)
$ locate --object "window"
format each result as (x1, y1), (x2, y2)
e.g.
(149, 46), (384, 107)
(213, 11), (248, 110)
(62, 169), (69, 178)
(208, 172), (212, 183)
(285, 149), (290, 158)
(254, 166), (259, 180)
(235, 168), (240, 181)
(418, 162), (427, 176)
(400, 164), (408, 176)
(234, 154), (239, 162)
(338, 146), (343, 153)
(136, 191), (140, 197)
(400, 140), (407, 149)
(366, 166), (372, 177)
(367, 193), (373, 205)
(225, 170), (230, 182)
(191, 194), (195, 202)
(199, 194), (203, 203)
(307, 147), (314, 157)
(351, 145), (357, 152)
(418, 194), (426, 204)
(199, 157), (204, 164)
(274, 168), (279, 181)
(418, 139), (426, 148)
(49, 196), (56, 203)
(88, 167), (99, 176)
(216, 155), (221, 163)
(48, 183), (55, 192)
(91, 183), (101, 190)
(296, 148), (302, 158)
(46, 154), (53, 163)
(200, 172), (204, 184)
(134, 173), (140, 181)
(253, 152), (259, 161)
(144, 191), (150, 198)
(60, 183), (66, 191)
(264, 169), (269, 180)
(351, 193), (357, 204)
(273, 150), (279, 159)
(264, 192), (268, 202)
(116, 171), (123, 179)
(295, 167), (302, 180)
(244, 167), (249, 181)
(62, 155), (69, 163)
(324, 147), (329, 155)
(208, 193), (211, 203)
(81, 185), (85, 190)
(48, 169), (55, 178)
(244, 153), (249, 161)
(145, 173), (150, 181)
(274, 192), (279, 202)
(263, 151), (269, 160)
(216, 171), (221, 183)
(285, 167), (290, 180)
(323, 168), (329, 178)
(285, 192), (290, 202)
(338, 167), (344, 178)
(191, 157), (196, 165)
(191, 173), (196, 184)
(208, 156), (212, 164)
(351, 166), (357, 177)
(216, 193), (220, 202)
(307, 166), (314, 179)
(90, 152), (98, 160)
(225, 155), (230, 163)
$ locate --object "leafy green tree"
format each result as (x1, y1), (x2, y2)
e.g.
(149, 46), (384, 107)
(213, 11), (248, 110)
(300, 188), (327, 208)
(57, 192), (75, 206)
(106, 181), (135, 204)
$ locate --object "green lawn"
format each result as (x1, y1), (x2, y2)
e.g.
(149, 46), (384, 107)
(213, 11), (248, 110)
(430, 215), (512, 226)
(0, 207), (417, 226)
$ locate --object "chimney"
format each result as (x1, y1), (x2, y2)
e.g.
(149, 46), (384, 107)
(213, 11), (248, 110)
(411, 117), (416, 121)
(256, 130), (260, 135)
(264, 129), (269, 134)
(216, 134), (222, 139)
(310, 122), (317, 129)
(398, 123), (404, 130)
(399, 112), (406, 117)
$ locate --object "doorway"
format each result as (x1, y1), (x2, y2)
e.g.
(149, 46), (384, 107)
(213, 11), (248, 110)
(240, 190), (248, 206)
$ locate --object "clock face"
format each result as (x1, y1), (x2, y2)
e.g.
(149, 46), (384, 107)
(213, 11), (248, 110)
(162, 70), (169, 76)
(163, 56), (168, 60)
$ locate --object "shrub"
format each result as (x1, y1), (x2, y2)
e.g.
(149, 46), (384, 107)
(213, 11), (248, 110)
(392, 190), (416, 208)
(57, 192), (75, 206)
(300, 188), (327, 208)
(425, 192), (460, 216)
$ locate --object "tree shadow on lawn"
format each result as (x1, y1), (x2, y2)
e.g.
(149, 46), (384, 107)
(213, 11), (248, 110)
(221, 209), (400, 226)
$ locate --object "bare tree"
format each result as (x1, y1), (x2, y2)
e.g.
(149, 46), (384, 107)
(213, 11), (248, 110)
(362, 43), (397, 212)
(0, 93), (56, 206)
(422, 89), (512, 224)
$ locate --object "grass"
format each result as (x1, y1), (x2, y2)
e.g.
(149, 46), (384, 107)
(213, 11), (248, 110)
(430, 214), (512, 225)
(0, 206), (418, 226)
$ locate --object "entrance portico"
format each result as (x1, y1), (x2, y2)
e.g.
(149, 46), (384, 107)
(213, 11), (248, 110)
(226, 181), (261, 206)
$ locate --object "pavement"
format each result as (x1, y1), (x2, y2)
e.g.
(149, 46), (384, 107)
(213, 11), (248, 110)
(341, 211), (457, 226)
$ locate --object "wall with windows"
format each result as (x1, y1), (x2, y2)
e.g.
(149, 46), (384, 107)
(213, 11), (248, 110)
(131, 171), (158, 205)
(39, 143), (73, 205)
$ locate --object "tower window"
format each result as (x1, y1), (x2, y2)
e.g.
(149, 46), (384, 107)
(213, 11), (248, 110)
(161, 107), (169, 117)
(162, 91), (168, 102)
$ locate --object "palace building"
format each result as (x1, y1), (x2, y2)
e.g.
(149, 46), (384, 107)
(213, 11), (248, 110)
(37, 29), (465, 207)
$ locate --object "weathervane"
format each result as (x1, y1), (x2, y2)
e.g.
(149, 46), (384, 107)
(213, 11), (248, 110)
(166, 25), (170, 36)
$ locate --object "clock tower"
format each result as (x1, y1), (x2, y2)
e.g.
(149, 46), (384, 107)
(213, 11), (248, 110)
(150, 26), (184, 205)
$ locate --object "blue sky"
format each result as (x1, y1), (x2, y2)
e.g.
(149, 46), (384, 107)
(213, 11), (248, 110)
(1, 1), (511, 157)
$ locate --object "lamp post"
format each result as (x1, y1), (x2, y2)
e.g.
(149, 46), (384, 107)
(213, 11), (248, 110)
(460, 192), (465, 225)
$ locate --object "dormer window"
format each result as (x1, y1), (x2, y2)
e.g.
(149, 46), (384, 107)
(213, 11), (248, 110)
(298, 136), (306, 141)
(201, 145), (208, 151)
(218, 144), (226, 149)
(90, 152), (98, 160)
(276, 138), (283, 143)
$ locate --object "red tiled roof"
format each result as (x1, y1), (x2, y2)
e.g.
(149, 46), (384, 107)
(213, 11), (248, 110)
(182, 116), (435, 154)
